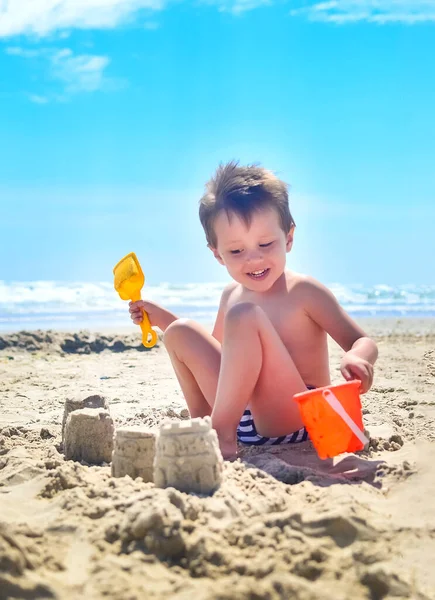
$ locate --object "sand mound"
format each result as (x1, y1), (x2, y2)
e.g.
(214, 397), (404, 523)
(2, 318), (435, 356)
(0, 330), (163, 355)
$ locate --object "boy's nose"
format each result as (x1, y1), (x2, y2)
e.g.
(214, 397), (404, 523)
(245, 248), (264, 263)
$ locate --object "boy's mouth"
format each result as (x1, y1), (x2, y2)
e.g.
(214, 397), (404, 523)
(247, 268), (270, 280)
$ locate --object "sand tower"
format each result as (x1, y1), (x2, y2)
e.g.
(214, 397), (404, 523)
(63, 408), (114, 464)
(112, 426), (156, 482)
(62, 394), (110, 443)
(154, 416), (223, 495)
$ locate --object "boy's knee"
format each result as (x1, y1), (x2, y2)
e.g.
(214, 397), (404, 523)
(163, 318), (194, 346)
(225, 302), (261, 326)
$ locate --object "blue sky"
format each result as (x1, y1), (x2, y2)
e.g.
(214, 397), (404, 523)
(0, 1), (434, 287)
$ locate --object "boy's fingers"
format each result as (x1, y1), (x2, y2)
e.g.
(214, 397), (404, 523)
(342, 365), (371, 393)
(366, 370), (374, 392)
(348, 364), (366, 382)
(351, 367), (371, 393)
(341, 366), (352, 380)
(129, 300), (143, 309)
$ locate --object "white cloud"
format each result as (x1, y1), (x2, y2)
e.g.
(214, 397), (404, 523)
(5, 46), (43, 57)
(29, 94), (49, 103)
(0, 0), (164, 38)
(0, 0), (274, 35)
(290, 1), (435, 24)
(201, 0), (270, 13)
(50, 48), (110, 93)
(6, 45), (111, 98)
(1, 0), (434, 35)
(224, 0), (272, 13)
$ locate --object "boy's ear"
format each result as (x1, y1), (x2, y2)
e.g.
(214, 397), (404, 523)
(286, 226), (295, 252)
(207, 244), (225, 265)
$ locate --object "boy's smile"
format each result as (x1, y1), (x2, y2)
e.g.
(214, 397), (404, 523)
(210, 207), (293, 291)
(247, 268), (270, 281)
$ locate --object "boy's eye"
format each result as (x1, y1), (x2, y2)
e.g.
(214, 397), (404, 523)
(259, 242), (274, 248)
(230, 249), (242, 255)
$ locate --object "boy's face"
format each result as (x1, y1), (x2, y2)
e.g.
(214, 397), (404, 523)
(209, 207), (294, 291)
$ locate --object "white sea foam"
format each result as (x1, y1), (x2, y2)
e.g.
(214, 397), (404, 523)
(0, 280), (434, 331)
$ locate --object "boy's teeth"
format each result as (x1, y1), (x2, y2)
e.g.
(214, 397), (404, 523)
(250, 269), (266, 276)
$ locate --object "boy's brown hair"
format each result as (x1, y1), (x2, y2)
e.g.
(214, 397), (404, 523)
(199, 160), (295, 248)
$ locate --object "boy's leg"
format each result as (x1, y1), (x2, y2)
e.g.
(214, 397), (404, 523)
(211, 302), (307, 458)
(163, 319), (221, 419)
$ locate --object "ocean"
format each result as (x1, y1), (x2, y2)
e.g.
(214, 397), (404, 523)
(1, 281), (434, 332)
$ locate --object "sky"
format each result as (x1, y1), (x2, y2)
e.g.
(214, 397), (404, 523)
(0, 0), (434, 287)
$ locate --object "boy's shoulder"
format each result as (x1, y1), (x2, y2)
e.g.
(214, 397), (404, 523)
(285, 270), (325, 292)
(223, 280), (239, 291)
(286, 271), (344, 320)
(220, 281), (240, 299)
(285, 271), (339, 309)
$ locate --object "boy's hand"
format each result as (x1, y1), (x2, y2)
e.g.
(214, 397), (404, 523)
(129, 300), (156, 326)
(340, 352), (374, 393)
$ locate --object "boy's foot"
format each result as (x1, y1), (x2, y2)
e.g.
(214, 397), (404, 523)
(219, 438), (238, 461)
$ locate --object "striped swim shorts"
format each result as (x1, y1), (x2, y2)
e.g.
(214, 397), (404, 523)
(236, 386), (314, 446)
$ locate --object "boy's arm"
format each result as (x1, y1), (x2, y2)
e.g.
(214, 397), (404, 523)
(129, 300), (178, 332)
(132, 282), (236, 337)
(300, 277), (378, 392)
(150, 304), (179, 332)
(211, 282), (237, 343)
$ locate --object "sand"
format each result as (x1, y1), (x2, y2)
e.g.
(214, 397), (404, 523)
(0, 319), (435, 599)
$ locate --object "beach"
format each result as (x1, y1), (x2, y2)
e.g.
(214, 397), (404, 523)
(1, 318), (435, 599)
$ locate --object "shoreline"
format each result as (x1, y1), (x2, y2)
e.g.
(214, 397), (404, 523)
(1, 316), (435, 347)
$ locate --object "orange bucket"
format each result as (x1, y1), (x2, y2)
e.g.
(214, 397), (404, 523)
(293, 381), (368, 459)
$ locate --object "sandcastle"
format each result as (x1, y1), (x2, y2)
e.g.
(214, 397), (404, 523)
(62, 394), (110, 443)
(154, 416), (223, 495)
(61, 395), (223, 493)
(63, 407), (114, 464)
(112, 426), (156, 482)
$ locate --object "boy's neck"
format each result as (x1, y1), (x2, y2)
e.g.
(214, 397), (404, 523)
(241, 270), (289, 296)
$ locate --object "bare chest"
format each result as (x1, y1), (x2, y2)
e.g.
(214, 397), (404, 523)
(227, 291), (319, 350)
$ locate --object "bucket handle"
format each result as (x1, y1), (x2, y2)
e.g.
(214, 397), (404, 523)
(322, 389), (369, 446)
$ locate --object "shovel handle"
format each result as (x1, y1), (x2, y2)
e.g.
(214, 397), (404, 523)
(140, 310), (158, 348)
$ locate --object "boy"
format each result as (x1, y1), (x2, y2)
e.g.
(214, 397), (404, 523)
(129, 161), (378, 459)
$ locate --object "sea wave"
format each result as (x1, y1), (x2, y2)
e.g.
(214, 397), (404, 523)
(0, 280), (434, 331)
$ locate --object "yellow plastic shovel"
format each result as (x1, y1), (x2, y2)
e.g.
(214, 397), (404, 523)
(113, 252), (158, 348)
